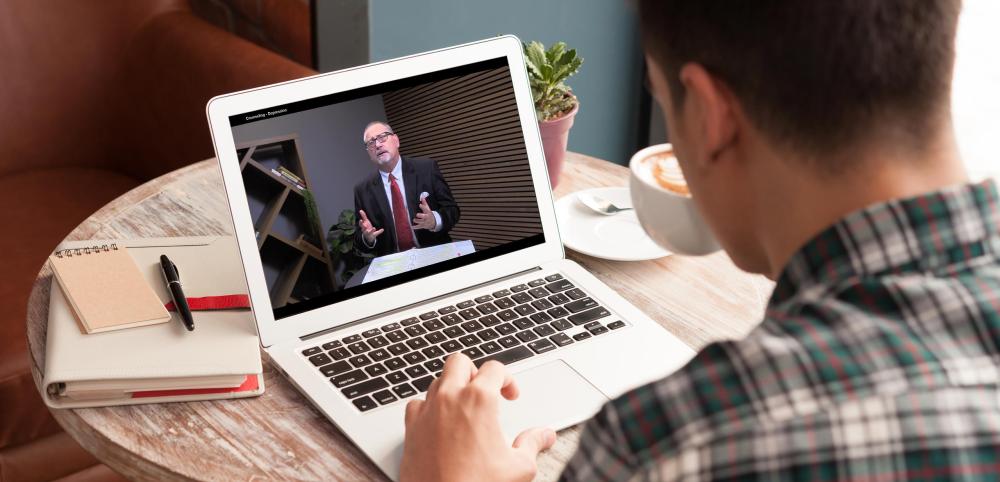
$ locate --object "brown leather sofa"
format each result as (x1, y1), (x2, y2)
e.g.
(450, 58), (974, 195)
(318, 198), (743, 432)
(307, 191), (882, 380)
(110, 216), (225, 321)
(0, 1), (314, 480)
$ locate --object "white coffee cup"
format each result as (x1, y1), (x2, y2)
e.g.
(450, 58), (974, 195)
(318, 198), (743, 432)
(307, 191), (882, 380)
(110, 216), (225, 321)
(629, 144), (720, 256)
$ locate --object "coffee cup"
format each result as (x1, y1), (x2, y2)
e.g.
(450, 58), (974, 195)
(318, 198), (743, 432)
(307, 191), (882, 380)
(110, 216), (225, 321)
(629, 144), (720, 256)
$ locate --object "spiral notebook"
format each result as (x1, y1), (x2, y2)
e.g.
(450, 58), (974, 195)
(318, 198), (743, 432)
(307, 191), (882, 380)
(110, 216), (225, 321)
(48, 244), (171, 334)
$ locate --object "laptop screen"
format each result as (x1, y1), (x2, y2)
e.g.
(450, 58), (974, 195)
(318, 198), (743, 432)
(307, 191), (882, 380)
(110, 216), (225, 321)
(228, 57), (545, 320)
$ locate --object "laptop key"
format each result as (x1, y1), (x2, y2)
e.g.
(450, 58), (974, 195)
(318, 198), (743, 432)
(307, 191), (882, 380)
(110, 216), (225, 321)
(331, 369), (367, 387)
(347, 341), (370, 354)
(545, 274), (564, 282)
(586, 322), (609, 335)
(528, 279), (546, 287)
(496, 323), (517, 335)
(566, 289), (587, 300)
(353, 396), (378, 412)
(329, 348), (351, 360)
(498, 336), (520, 348)
(512, 292), (532, 304)
(474, 345), (533, 367)
(514, 305), (536, 316)
(419, 311), (438, 320)
(458, 309), (479, 320)
(404, 325), (427, 337)
(349, 355), (372, 368)
(426, 331), (446, 344)
(365, 363), (388, 377)
(422, 346), (445, 359)
(531, 299), (554, 311)
(528, 288), (549, 299)
(533, 324), (556, 337)
(565, 298), (599, 313)
(528, 339), (556, 354)
(373, 389), (397, 405)
(413, 375), (435, 392)
(401, 317), (421, 326)
(406, 338), (429, 350)
(568, 307), (611, 325)
(368, 335), (389, 348)
(309, 353), (333, 366)
(547, 307), (569, 318)
(320, 360), (352, 377)
(386, 330), (407, 342)
(494, 297), (515, 309)
(381, 323), (401, 332)
(478, 328), (500, 341)
(386, 370), (408, 384)
(387, 342), (410, 356)
(403, 352), (426, 365)
(461, 347), (485, 359)
(530, 312), (553, 324)
(459, 335), (480, 347)
(405, 365), (428, 378)
(544, 279), (573, 292)
(369, 349), (391, 362)
(457, 300), (476, 309)
(477, 303), (498, 315)
(393, 383), (418, 398)
(548, 293), (571, 305)
(481, 341), (502, 354)
(441, 314), (462, 325)
(303, 346), (322, 356)
(516, 330), (539, 343)
(550, 333), (574, 347)
(343, 334), (362, 344)
(550, 319), (573, 331)
(498, 309), (518, 322)
(608, 320), (626, 330)
(322, 340), (343, 350)
(475, 295), (494, 303)
(441, 340), (463, 352)
(443, 326), (465, 338)
(362, 328), (381, 338)
(513, 318), (534, 330)
(438, 305), (457, 315)
(480, 314), (501, 327)
(342, 377), (389, 399)
(460, 320), (483, 332)
(424, 358), (445, 372)
(385, 357), (406, 371)
(510, 284), (529, 292)
(573, 332), (592, 341)
(422, 319), (444, 331)
(492, 289), (512, 298)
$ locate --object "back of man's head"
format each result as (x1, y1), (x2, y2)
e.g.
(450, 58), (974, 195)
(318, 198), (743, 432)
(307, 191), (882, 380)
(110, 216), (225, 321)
(638, 0), (962, 171)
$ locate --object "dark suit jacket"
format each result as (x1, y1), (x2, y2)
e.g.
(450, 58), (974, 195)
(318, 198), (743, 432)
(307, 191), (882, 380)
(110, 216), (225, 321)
(353, 156), (460, 257)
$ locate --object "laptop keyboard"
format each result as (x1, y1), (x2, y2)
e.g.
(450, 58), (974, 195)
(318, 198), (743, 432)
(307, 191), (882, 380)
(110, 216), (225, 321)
(299, 274), (628, 412)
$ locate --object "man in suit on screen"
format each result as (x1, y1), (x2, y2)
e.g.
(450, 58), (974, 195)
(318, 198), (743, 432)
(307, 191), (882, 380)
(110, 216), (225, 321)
(354, 121), (460, 257)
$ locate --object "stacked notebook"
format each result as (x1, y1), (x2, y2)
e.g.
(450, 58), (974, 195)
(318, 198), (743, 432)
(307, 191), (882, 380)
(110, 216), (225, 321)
(43, 236), (264, 408)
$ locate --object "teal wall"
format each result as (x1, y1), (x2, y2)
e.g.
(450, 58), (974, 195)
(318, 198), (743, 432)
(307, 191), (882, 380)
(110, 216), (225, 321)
(368, 1), (644, 165)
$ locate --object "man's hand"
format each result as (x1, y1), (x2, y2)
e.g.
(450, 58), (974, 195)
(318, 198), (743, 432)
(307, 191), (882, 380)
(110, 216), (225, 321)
(400, 354), (557, 482)
(412, 197), (437, 231)
(358, 209), (384, 245)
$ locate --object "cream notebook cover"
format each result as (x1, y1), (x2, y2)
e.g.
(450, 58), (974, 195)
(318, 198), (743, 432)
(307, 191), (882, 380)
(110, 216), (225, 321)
(48, 245), (171, 333)
(43, 236), (264, 408)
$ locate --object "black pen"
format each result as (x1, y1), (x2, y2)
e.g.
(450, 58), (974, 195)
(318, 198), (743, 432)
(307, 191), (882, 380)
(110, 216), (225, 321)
(160, 255), (194, 331)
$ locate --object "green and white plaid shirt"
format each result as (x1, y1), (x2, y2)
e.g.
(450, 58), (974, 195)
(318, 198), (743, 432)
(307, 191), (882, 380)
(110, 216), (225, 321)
(562, 180), (1000, 481)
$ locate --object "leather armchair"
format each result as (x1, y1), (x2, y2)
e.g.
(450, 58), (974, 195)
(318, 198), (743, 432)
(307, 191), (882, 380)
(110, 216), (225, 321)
(0, 1), (314, 480)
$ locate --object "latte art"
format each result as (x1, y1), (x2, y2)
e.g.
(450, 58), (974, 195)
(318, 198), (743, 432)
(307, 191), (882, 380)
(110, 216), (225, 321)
(642, 152), (690, 197)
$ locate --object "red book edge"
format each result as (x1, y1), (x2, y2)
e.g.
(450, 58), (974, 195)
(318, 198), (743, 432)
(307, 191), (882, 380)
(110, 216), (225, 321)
(131, 374), (259, 399)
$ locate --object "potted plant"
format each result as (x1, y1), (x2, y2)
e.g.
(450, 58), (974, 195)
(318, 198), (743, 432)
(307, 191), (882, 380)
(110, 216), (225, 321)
(524, 40), (583, 188)
(327, 209), (375, 287)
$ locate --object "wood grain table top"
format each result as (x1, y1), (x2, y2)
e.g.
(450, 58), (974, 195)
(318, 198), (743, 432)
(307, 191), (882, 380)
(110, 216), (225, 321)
(26, 152), (772, 481)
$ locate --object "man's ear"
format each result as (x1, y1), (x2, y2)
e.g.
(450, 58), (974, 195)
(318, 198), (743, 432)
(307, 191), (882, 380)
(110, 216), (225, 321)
(678, 63), (738, 167)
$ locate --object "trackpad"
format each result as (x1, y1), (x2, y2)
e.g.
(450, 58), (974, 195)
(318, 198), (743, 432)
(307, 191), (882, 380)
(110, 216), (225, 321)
(498, 360), (609, 442)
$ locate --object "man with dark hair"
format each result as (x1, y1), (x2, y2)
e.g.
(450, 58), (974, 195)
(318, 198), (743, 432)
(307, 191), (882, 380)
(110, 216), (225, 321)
(399, 1), (1000, 480)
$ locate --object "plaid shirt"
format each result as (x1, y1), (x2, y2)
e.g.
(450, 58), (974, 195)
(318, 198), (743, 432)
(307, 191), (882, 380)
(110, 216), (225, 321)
(562, 180), (1000, 481)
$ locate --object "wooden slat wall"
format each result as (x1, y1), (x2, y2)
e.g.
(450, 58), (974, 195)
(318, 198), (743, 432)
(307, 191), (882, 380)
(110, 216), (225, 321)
(383, 67), (542, 251)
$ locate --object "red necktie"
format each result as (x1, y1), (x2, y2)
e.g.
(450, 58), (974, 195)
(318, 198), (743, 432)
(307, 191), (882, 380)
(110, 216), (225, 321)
(389, 174), (415, 251)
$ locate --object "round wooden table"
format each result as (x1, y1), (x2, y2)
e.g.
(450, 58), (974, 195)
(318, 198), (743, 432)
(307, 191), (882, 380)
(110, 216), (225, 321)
(27, 152), (772, 481)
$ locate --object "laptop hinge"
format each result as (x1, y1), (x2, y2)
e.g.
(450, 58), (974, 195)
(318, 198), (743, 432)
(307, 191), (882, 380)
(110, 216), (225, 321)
(300, 266), (542, 341)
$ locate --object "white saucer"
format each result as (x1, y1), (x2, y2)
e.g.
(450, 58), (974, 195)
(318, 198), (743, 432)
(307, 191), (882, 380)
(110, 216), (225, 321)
(555, 187), (671, 261)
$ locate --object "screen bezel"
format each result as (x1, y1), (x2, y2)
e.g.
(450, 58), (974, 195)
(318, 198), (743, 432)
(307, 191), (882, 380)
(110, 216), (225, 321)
(206, 36), (564, 348)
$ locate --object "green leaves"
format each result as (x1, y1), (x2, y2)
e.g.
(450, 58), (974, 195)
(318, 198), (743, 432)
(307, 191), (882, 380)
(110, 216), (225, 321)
(523, 40), (584, 121)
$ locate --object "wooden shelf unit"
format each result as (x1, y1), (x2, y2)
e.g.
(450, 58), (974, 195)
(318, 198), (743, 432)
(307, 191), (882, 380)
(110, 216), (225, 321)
(237, 134), (336, 308)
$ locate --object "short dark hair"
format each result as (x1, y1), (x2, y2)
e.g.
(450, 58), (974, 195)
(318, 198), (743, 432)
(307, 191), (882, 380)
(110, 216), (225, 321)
(638, 0), (962, 166)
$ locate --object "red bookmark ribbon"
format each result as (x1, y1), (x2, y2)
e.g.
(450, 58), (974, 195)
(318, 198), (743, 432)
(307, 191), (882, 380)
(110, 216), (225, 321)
(164, 294), (251, 312)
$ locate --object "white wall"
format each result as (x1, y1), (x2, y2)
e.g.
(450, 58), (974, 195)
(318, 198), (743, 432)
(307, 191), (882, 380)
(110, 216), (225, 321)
(953, 0), (1000, 181)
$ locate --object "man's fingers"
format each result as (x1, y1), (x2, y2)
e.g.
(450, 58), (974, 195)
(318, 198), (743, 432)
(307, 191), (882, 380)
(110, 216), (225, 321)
(471, 361), (517, 401)
(359, 210), (370, 223)
(437, 353), (476, 391)
(512, 427), (558, 457)
(404, 398), (424, 427)
(420, 198), (431, 213)
(372, 228), (384, 236)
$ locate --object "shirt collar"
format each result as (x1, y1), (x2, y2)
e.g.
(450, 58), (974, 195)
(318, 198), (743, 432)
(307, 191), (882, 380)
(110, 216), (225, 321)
(379, 156), (404, 183)
(770, 179), (1000, 307)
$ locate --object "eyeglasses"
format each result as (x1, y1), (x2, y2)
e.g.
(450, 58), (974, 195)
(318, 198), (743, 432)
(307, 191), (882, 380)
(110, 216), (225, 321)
(363, 131), (395, 149)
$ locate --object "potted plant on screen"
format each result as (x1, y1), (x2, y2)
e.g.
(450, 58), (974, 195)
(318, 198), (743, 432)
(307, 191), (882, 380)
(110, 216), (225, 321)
(524, 40), (583, 188)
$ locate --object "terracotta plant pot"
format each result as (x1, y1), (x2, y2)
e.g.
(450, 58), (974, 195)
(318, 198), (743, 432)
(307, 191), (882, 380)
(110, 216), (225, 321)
(537, 103), (579, 188)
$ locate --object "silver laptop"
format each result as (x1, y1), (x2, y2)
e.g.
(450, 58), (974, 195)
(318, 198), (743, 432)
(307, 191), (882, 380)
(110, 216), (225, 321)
(207, 36), (694, 479)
